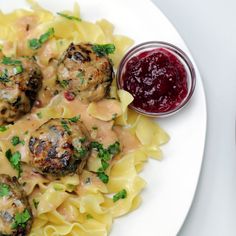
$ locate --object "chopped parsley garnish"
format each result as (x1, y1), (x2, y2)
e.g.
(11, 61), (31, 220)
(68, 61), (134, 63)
(101, 159), (109, 171)
(0, 126), (8, 132)
(98, 148), (110, 161)
(13, 65), (23, 75)
(59, 80), (69, 88)
(11, 136), (25, 146)
(28, 27), (55, 50)
(75, 147), (87, 159)
(57, 12), (81, 22)
(0, 68), (9, 82)
(39, 27), (55, 44)
(0, 183), (10, 197)
(97, 171), (109, 184)
(107, 141), (120, 155)
(113, 189), (127, 202)
(11, 136), (20, 146)
(33, 199), (39, 209)
(68, 115), (80, 123)
(36, 112), (42, 119)
(5, 149), (22, 177)
(91, 141), (120, 160)
(28, 39), (41, 50)
(24, 130), (29, 135)
(92, 44), (116, 57)
(92, 126), (98, 130)
(91, 141), (103, 151)
(91, 141), (120, 184)
(2, 57), (22, 65)
(61, 120), (71, 135)
(11, 209), (31, 229)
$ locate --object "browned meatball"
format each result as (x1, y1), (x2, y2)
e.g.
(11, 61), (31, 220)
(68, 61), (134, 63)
(29, 118), (91, 177)
(57, 43), (113, 102)
(0, 174), (32, 236)
(0, 57), (42, 125)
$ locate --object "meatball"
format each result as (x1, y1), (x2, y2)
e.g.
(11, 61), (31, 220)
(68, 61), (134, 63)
(0, 174), (32, 236)
(29, 118), (91, 177)
(0, 57), (42, 125)
(57, 43), (113, 102)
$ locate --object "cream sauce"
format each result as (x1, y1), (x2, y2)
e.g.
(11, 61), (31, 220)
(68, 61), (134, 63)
(0, 94), (121, 178)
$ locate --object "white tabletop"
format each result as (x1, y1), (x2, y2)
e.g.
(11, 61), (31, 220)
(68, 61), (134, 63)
(151, 0), (236, 235)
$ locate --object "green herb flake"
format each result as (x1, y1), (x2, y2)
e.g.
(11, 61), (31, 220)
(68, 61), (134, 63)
(24, 130), (29, 135)
(91, 141), (111, 161)
(11, 136), (25, 146)
(68, 115), (80, 123)
(59, 80), (69, 88)
(33, 199), (39, 209)
(13, 65), (23, 75)
(98, 148), (110, 161)
(92, 126), (98, 130)
(108, 141), (120, 155)
(92, 44), (116, 57)
(91, 141), (121, 184)
(61, 120), (71, 135)
(28, 38), (41, 50)
(28, 28), (55, 50)
(0, 126), (8, 132)
(5, 149), (22, 177)
(11, 136), (20, 146)
(57, 12), (81, 22)
(75, 147), (87, 159)
(39, 27), (55, 44)
(11, 209), (31, 229)
(21, 140), (25, 145)
(113, 189), (127, 202)
(86, 214), (93, 219)
(2, 57), (22, 65)
(0, 68), (9, 83)
(101, 159), (109, 171)
(0, 183), (10, 197)
(36, 112), (42, 119)
(91, 141), (103, 150)
(97, 171), (109, 184)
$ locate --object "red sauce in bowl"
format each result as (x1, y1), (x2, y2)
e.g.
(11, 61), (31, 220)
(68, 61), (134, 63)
(121, 48), (188, 114)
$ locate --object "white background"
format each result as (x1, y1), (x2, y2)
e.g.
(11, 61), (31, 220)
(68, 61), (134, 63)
(151, 0), (236, 235)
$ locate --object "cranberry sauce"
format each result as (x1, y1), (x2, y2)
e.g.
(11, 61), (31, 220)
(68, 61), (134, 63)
(121, 48), (188, 113)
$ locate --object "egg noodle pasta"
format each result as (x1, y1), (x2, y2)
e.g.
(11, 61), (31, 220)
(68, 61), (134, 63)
(0, 1), (169, 236)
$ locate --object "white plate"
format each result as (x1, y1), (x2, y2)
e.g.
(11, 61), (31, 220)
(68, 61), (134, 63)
(0, 0), (207, 235)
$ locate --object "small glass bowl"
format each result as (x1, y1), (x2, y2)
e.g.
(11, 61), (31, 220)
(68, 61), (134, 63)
(116, 41), (196, 117)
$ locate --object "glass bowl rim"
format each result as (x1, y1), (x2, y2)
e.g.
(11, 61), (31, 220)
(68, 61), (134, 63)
(116, 41), (196, 117)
